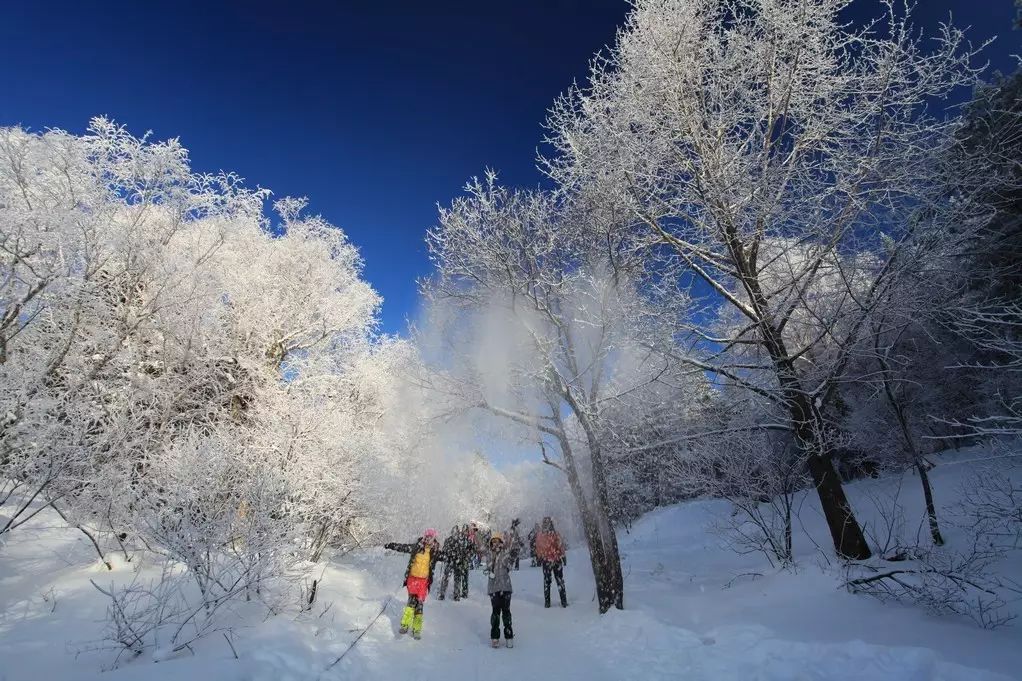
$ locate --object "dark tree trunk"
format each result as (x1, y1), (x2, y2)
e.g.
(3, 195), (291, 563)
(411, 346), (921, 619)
(878, 351), (945, 547)
(556, 432), (624, 613)
(598, 507), (625, 611)
(737, 256), (872, 561)
(582, 426), (624, 611)
(783, 377), (872, 560)
(783, 495), (793, 562)
(803, 452), (871, 560)
(914, 460), (944, 546)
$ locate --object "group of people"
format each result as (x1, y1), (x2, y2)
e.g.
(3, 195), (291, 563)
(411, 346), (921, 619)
(383, 516), (568, 648)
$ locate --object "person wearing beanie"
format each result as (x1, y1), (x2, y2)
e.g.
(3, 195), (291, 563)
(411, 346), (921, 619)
(384, 527), (445, 639)
(485, 532), (515, 648)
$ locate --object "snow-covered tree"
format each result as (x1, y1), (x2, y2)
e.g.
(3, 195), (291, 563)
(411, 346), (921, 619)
(0, 119), (412, 652)
(543, 0), (985, 559)
(937, 67), (1022, 441)
(424, 176), (700, 611)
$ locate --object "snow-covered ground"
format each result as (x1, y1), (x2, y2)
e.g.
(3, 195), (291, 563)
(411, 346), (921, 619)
(2, 445), (1020, 681)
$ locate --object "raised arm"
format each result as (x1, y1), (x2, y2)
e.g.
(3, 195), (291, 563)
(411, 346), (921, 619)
(384, 542), (416, 554)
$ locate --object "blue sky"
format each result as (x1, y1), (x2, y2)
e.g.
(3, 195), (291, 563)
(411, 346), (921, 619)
(3, 1), (1018, 336)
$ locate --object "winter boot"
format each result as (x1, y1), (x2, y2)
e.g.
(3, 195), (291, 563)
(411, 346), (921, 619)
(560, 588), (568, 608)
(412, 613), (423, 640)
(506, 639), (514, 648)
(399, 606), (414, 634)
(438, 594), (445, 601)
(491, 639), (500, 648)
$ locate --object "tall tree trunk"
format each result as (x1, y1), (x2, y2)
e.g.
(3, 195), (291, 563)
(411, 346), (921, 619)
(785, 385), (872, 560)
(580, 422), (624, 611)
(913, 459), (943, 547)
(880, 369), (944, 545)
(555, 432), (622, 613)
(743, 270), (872, 560)
(802, 452), (871, 559)
(783, 494), (793, 564)
(595, 503), (624, 611)
(874, 328), (944, 546)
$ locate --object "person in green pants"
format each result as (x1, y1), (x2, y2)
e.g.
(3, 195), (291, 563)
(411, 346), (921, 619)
(384, 528), (444, 639)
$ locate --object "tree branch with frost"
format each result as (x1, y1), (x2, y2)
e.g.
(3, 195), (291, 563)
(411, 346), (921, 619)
(542, 0), (986, 561)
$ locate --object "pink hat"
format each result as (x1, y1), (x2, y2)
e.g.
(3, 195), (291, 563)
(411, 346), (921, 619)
(424, 528), (437, 539)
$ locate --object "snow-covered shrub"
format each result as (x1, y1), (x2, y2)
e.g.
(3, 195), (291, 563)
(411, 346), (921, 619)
(846, 456), (1022, 628)
(675, 403), (809, 569)
(843, 537), (1019, 629)
(953, 461), (1022, 551)
(712, 447), (806, 569)
(0, 119), (413, 658)
(90, 560), (269, 665)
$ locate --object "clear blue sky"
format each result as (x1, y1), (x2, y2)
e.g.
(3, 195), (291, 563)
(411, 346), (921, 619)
(3, 1), (1017, 335)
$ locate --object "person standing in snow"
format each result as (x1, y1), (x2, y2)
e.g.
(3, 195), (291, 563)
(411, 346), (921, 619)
(467, 523), (478, 569)
(438, 525), (471, 601)
(472, 525), (487, 568)
(485, 532), (515, 648)
(477, 526), (491, 567)
(534, 516), (568, 608)
(457, 524), (472, 596)
(384, 528), (445, 639)
(436, 526), (459, 601)
(455, 525), (472, 598)
(527, 522), (539, 567)
(507, 518), (525, 571)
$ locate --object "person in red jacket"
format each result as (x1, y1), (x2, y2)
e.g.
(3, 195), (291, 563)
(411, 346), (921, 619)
(533, 516), (568, 608)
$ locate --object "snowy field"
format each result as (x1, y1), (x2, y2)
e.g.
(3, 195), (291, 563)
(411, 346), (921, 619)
(2, 445), (1020, 681)
(3, 2), (1020, 679)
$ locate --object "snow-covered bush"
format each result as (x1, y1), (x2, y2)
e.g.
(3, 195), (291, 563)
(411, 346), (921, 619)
(673, 400), (809, 568)
(845, 455), (1022, 629)
(0, 119), (411, 657)
(843, 538), (1019, 629)
(954, 462), (1022, 552)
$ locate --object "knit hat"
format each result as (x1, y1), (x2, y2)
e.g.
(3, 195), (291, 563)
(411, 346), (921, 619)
(424, 528), (437, 539)
(490, 532), (503, 543)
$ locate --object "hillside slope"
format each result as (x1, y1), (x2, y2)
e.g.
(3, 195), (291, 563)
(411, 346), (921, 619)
(1, 445), (1019, 680)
